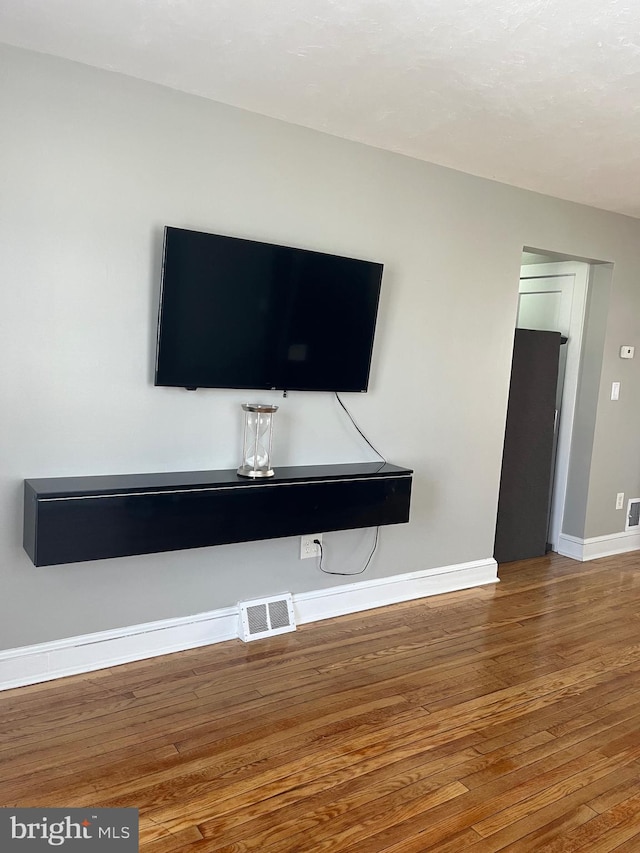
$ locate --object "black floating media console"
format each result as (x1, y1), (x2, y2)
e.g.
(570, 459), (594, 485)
(23, 462), (413, 567)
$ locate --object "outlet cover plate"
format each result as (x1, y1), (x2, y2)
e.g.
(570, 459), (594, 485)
(300, 534), (322, 559)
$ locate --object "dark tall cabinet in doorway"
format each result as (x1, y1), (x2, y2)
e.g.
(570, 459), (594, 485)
(494, 328), (562, 564)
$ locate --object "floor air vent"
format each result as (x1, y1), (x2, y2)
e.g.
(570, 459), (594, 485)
(238, 594), (296, 642)
(626, 499), (640, 531)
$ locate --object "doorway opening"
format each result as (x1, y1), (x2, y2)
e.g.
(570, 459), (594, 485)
(494, 249), (591, 563)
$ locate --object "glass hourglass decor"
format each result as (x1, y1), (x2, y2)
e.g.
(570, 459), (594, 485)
(237, 403), (279, 478)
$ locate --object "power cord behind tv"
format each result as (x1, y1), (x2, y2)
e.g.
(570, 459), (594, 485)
(335, 393), (386, 463)
(326, 393), (386, 575)
(314, 529), (379, 576)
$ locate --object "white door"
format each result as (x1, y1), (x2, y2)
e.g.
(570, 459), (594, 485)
(517, 262), (589, 550)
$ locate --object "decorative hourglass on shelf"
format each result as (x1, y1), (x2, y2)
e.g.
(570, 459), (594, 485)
(237, 403), (279, 478)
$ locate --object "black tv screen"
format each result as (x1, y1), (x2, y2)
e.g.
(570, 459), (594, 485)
(154, 227), (383, 392)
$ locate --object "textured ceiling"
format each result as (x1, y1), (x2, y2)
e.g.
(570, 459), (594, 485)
(2, 0), (640, 217)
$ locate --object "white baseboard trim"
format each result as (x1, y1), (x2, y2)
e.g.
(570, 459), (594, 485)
(556, 534), (586, 560)
(557, 531), (640, 561)
(0, 557), (498, 692)
(0, 607), (239, 693)
(294, 558), (498, 624)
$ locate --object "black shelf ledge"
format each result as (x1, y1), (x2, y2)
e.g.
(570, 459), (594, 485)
(23, 462), (413, 567)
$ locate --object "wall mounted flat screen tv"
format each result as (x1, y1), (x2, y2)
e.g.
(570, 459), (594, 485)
(154, 227), (383, 392)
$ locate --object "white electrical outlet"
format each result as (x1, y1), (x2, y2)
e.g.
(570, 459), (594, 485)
(300, 534), (322, 559)
(616, 492), (625, 510)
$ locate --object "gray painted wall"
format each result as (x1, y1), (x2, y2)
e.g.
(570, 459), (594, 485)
(584, 261), (640, 537)
(2, 44), (640, 650)
(562, 265), (613, 538)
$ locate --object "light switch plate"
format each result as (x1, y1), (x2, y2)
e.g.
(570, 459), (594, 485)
(620, 346), (635, 359)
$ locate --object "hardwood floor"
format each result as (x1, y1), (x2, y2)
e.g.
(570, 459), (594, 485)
(2, 552), (640, 851)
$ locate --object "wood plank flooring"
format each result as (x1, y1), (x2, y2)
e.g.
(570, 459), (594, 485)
(1, 551), (640, 851)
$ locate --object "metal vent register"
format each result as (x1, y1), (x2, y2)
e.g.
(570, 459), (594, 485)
(239, 594), (296, 642)
(626, 499), (640, 531)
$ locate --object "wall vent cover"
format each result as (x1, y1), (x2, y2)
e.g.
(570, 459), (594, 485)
(238, 594), (296, 642)
(626, 498), (640, 531)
